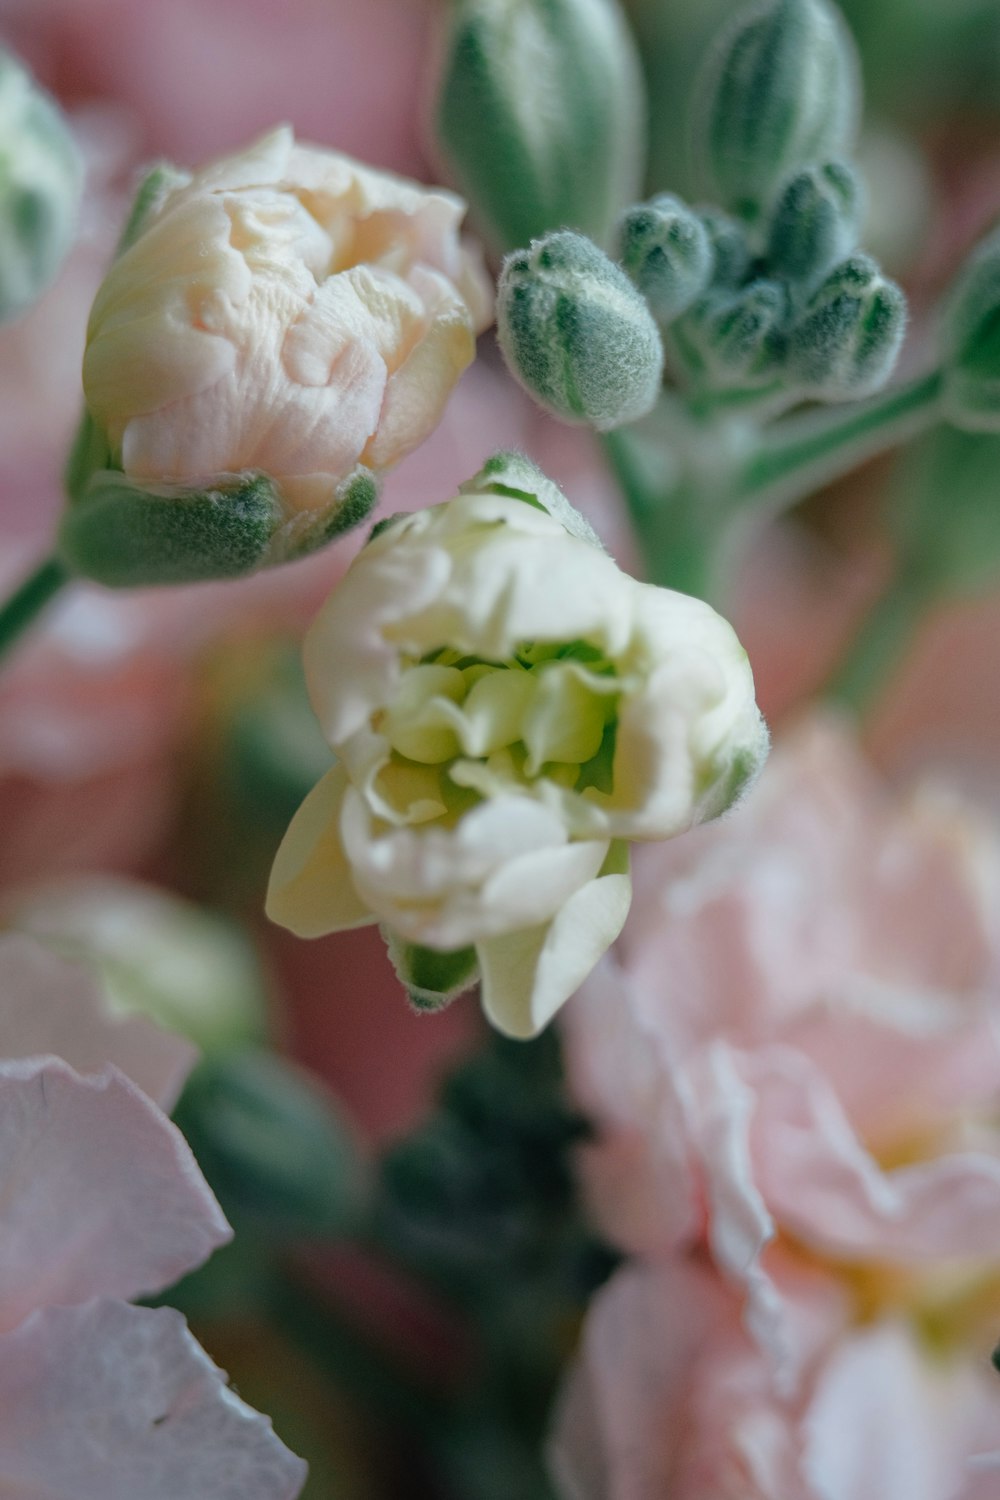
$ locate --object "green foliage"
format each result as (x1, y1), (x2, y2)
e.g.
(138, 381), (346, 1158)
(941, 225), (1000, 433)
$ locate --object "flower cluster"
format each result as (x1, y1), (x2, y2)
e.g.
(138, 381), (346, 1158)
(556, 722), (1000, 1495)
(267, 453), (768, 1036)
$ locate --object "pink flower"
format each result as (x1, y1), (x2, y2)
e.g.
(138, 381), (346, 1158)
(0, 933), (306, 1498)
(550, 1256), (1000, 1500)
(563, 718), (1000, 1374)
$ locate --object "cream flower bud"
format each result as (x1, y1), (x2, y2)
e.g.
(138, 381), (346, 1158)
(267, 454), (768, 1039)
(65, 126), (492, 585)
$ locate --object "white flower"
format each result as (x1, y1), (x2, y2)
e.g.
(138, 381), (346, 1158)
(76, 125), (492, 567)
(267, 455), (767, 1037)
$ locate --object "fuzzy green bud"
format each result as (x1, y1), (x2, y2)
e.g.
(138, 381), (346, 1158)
(941, 226), (1000, 433)
(699, 209), (752, 289)
(694, 0), (859, 223)
(673, 279), (788, 390)
(766, 161), (862, 293)
(434, 0), (645, 252)
(0, 48), (81, 323)
(784, 254), (906, 398)
(618, 194), (713, 326)
(497, 230), (664, 429)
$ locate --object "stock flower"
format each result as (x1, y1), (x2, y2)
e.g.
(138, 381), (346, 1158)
(64, 124), (492, 583)
(267, 454), (767, 1037)
(0, 934), (306, 1498)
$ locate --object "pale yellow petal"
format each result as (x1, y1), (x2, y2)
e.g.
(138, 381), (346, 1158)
(265, 763), (375, 937)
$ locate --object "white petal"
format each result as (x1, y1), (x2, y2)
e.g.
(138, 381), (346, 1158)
(0, 932), (195, 1110)
(0, 1057), (229, 1331)
(266, 762), (374, 938)
(0, 1299), (306, 1499)
(478, 846), (632, 1037)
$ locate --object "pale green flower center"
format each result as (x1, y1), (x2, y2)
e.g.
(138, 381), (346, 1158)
(371, 641), (623, 826)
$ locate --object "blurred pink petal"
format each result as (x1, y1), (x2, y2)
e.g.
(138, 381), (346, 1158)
(0, 932), (194, 1109)
(0, 1056), (228, 1332)
(0, 1298), (306, 1499)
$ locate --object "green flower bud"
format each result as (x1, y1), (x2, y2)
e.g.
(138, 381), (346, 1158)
(434, 0), (645, 252)
(699, 208), (753, 289)
(693, 0), (859, 222)
(4, 877), (268, 1054)
(941, 225), (1000, 433)
(172, 1049), (370, 1238)
(766, 161), (862, 293)
(784, 253), (906, 398)
(497, 230), (664, 429)
(0, 48), (81, 323)
(617, 194), (713, 325)
(673, 279), (788, 390)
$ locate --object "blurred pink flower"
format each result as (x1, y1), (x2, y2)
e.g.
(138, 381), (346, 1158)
(550, 1256), (1000, 1500)
(0, 932), (306, 1496)
(564, 718), (1000, 1375)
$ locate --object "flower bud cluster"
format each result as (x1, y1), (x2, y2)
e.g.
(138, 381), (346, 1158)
(606, 0), (906, 407)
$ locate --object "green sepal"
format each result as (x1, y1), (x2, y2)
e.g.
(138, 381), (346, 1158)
(278, 465), (380, 561)
(383, 928), (480, 1013)
(171, 1047), (370, 1240)
(59, 469), (281, 585)
(672, 278), (788, 391)
(114, 161), (189, 257)
(461, 450), (607, 551)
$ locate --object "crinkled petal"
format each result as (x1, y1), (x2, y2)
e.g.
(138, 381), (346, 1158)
(0, 1298), (306, 1499)
(0, 1057), (229, 1331)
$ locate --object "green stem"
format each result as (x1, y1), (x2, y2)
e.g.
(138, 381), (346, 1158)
(736, 369), (944, 516)
(825, 574), (933, 718)
(0, 555), (70, 663)
(601, 429), (716, 597)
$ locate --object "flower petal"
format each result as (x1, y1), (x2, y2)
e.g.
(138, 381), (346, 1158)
(265, 761), (374, 938)
(0, 1057), (229, 1331)
(0, 1299), (306, 1499)
(478, 844), (631, 1037)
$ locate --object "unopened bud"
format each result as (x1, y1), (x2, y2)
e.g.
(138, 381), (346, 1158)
(497, 230), (663, 429)
(766, 161), (862, 292)
(699, 209), (752, 289)
(618, 194), (713, 325)
(434, 0), (644, 252)
(784, 254), (906, 398)
(675, 279), (787, 390)
(694, 0), (859, 222)
(941, 226), (1000, 432)
(0, 48), (81, 323)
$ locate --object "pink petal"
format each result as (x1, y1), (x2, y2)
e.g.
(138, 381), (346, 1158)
(0, 1298), (306, 1498)
(0, 1058), (228, 1331)
(0, 933), (196, 1109)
